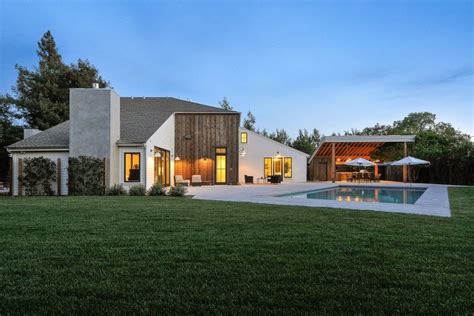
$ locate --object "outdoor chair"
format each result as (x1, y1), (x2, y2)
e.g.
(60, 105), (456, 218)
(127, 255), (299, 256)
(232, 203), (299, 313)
(347, 174), (353, 182)
(244, 175), (254, 184)
(175, 175), (190, 186)
(268, 175), (282, 184)
(363, 172), (370, 182)
(353, 172), (360, 183)
(370, 173), (375, 182)
(191, 175), (202, 186)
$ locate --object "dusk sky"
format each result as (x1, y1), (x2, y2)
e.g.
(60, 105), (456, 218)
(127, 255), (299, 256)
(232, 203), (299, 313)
(1, 0), (472, 137)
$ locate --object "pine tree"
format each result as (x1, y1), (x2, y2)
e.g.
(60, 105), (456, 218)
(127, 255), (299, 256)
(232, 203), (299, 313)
(243, 111), (256, 131)
(11, 31), (109, 130)
(269, 129), (292, 146)
(291, 128), (322, 154)
(218, 97), (233, 111)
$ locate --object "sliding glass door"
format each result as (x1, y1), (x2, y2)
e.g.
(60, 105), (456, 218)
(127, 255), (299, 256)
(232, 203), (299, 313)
(154, 147), (170, 186)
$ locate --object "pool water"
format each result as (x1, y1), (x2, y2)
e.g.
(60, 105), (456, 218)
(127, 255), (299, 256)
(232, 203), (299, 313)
(286, 186), (426, 204)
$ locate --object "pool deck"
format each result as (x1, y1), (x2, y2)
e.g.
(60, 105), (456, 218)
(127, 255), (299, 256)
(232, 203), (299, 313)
(188, 182), (452, 217)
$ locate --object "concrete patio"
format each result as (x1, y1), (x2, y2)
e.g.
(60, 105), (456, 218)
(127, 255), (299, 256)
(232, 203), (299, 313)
(188, 181), (451, 217)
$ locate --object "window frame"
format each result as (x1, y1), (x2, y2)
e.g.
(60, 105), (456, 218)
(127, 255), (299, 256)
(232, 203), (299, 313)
(264, 157), (273, 177)
(124, 152), (141, 182)
(284, 157), (293, 178)
(215, 147), (227, 184)
(241, 132), (248, 144)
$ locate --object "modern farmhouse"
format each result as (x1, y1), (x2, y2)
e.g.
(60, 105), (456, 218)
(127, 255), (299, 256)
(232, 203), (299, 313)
(7, 87), (308, 195)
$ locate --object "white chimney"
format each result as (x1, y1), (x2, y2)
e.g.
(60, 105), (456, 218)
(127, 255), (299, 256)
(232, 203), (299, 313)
(23, 128), (41, 139)
(69, 88), (120, 186)
(92, 82), (99, 89)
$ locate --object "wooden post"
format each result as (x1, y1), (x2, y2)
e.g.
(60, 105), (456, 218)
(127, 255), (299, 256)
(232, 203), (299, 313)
(403, 142), (408, 183)
(374, 164), (379, 176)
(103, 158), (106, 194)
(18, 158), (23, 196)
(57, 158), (61, 196)
(331, 143), (336, 183)
(8, 158), (13, 196)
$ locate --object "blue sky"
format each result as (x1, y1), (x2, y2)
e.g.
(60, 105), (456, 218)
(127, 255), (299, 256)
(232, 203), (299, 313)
(1, 0), (472, 137)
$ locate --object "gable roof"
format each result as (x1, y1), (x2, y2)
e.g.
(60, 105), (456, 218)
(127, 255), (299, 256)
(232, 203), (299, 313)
(7, 97), (237, 150)
(240, 127), (309, 157)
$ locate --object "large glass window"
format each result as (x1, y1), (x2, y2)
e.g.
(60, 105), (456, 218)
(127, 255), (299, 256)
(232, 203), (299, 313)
(273, 157), (283, 176)
(264, 157), (272, 177)
(284, 157), (292, 178)
(241, 132), (248, 143)
(124, 153), (141, 182)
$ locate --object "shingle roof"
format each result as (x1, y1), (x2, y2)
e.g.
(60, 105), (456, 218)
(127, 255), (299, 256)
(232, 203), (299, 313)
(7, 97), (237, 150)
(119, 97), (234, 143)
(7, 121), (70, 149)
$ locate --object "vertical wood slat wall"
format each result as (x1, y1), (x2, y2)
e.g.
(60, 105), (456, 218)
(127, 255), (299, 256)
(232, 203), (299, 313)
(8, 158), (13, 196)
(57, 158), (61, 196)
(174, 113), (240, 184)
(18, 158), (23, 196)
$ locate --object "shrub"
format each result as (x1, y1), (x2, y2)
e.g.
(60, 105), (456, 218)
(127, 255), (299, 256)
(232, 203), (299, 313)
(68, 156), (105, 195)
(168, 185), (187, 197)
(20, 157), (56, 196)
(106, 184), (126, 196)
(148, 183), (166, 196)
(129, 184), (146, 196)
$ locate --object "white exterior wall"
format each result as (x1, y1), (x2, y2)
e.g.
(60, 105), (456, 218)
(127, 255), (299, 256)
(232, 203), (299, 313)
(118, 147), (146, 190)
(11, 151), (69, 196)
(144, 114), (176, 189)
(239, 128), (308, 183)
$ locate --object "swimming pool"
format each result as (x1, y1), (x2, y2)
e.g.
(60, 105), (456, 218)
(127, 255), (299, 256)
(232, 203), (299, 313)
(283, 186), (427, 204)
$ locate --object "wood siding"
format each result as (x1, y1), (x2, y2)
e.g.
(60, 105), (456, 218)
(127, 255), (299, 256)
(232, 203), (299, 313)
(309, 157), (331, 181)
(174, 113), (240, 184)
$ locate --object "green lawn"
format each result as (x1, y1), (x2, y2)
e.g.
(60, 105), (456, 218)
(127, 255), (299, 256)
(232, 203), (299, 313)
(0, 188), (473, 314)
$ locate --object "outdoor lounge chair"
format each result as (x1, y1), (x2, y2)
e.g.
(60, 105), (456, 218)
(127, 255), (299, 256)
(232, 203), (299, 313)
(191, 175), (202, 186)
(175, 175), (190, 186)
(244, 175), (254, 184)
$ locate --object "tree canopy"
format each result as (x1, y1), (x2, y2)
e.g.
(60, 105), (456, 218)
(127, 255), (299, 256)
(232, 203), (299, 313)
(0, 30), (110, 180)
(291, 129), (322, 155)
(3, 31), (109, 130)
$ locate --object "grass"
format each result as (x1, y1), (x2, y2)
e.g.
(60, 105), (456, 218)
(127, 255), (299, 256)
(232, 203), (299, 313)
(0, 188), (473, 314)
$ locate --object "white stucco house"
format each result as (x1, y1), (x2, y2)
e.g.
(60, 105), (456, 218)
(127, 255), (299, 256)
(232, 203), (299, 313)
(6, 87), (308, 196)
(239, 128), (308, 183)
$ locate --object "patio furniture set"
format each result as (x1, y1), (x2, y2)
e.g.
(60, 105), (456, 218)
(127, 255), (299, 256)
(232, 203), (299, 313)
(245, 175), (282, 184)
(347, 172), (381, 183)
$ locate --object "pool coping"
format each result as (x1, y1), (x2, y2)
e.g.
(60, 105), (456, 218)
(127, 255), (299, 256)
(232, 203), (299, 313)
(189, 182), (451, 217)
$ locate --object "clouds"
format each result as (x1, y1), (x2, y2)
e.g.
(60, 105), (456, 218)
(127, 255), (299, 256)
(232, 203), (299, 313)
(408, 66), (474, 87)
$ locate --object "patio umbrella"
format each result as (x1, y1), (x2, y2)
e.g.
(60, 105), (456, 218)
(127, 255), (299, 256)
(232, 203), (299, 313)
(345, 158), (375, 168)
(390, 156), (430, 167)
(391, 156), (430, 183)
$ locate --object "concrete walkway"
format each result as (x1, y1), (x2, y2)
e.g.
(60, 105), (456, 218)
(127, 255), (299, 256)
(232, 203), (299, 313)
(188, 182), (451, 217)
